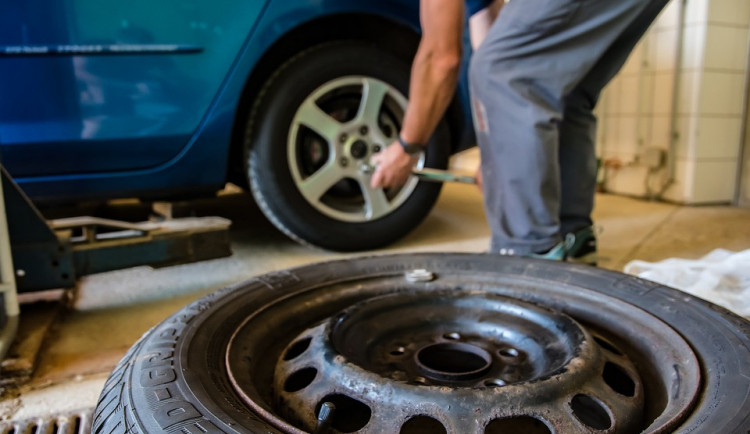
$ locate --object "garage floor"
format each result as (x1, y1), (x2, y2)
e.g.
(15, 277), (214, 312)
(1, 150), (750, 425)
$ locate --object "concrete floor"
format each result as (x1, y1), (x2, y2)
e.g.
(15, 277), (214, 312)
(1, 150), (750, 423)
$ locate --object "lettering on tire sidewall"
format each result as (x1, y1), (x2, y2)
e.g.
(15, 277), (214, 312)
(134, 300), (225, 433)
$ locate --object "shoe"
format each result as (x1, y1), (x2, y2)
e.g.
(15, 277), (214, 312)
(528, 238), (569, 261)
(565, 226), (597, 266)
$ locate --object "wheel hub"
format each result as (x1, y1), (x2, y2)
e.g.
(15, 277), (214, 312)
(271, 291), (644, 433)
(348, 139), (369, 159)
(415, 342), (492, 382)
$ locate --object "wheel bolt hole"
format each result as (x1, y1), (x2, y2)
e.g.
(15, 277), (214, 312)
(443, 332), (461, 340)
(485, 416), (551, 434)
(603, 362), (636, 397)
(317, 394), (371, 433)
(400, 416), (447, 434)
(283, 337), (312, 361)
(570, 394), (612, 431)
(283, 367), (317, 393)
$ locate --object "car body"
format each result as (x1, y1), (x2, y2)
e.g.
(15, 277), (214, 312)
(0, 0), (476, 250)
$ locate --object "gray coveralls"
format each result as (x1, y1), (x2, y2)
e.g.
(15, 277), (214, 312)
(469, 0), (670, 255)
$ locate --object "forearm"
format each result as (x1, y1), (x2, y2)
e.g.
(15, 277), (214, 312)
(399, 0), (464, 145)
(400, 47), (461, 145)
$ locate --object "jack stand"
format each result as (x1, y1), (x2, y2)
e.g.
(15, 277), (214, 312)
(2, 167), (232, 293)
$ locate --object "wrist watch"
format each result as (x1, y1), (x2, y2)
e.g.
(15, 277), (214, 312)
(398, 135), (424, 155)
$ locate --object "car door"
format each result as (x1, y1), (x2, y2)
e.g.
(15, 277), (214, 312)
(0, 0), (269, 178)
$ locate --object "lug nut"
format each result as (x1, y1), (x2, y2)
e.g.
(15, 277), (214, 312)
(373, 144), (382, 153)
(340, 157), (349, 167)
(339, 133), (348, 144)
(360, 125), (369, 135)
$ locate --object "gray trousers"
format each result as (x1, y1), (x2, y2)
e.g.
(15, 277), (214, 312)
(469, 0), (669, 254)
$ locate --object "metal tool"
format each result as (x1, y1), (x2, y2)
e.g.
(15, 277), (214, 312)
(361, 163), (477, 185)
(411, 167), (477, 185)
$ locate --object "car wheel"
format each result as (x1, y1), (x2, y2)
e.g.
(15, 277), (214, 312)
(245, 42), (449, 251)
(92, 254), (750, 433)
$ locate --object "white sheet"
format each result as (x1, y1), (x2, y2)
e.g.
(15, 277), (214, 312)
(624, 249), (750, 319)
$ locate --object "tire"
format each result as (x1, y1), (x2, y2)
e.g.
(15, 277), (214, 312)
(92, 254), (750, 434)
(245, 42), (450, 252)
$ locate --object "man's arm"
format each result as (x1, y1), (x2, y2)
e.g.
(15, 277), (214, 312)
(370, 0), (464, 189)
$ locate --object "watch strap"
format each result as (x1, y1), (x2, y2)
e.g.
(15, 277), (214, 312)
(398, 135), (424, 155)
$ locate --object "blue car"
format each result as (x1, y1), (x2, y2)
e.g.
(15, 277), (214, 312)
(0, 0), (475, 251)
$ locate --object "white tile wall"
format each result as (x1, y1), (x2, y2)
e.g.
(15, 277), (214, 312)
(617, 116), (641, 153)
(653, 72), (676, 114)
(691, 160), (739, 202)
(694, 117), (743, 159)
(592, 0), (748, 204)
(698, 71), (746, 115)
(653, 28), (679, 71)
(604, 165), (651, 196)
(621, 39), (647, 76)
(639, 74), (656, 115)
(704, 25), (750, 70)
(618, 75), (641, 115)
(707, 0), (750, 26)
(650, 114), (695, 159)
(650, 114), (673, 148)
(662, 159), (694, 202)
(655, 0), (681, 30)
(678, 70), (701, 114)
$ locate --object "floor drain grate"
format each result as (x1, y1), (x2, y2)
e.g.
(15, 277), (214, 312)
(0, 408), (92, 434)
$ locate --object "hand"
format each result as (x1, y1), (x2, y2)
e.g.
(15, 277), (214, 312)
(370, 140), (418, 189)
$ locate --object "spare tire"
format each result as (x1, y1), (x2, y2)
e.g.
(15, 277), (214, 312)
(93, 254), (750, 433)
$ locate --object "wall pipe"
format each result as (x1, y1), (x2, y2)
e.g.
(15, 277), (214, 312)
(734, 15), (750, 206)
(656, 0), (687, 200)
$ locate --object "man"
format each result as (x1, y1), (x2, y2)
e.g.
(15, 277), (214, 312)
(371, 0), (669, 263)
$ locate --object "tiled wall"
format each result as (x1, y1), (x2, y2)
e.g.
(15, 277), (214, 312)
(596, 0), (750, 204)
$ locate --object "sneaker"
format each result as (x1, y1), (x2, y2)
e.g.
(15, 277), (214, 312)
(565, 226), (597, 266)
(528, 238), (570, 261)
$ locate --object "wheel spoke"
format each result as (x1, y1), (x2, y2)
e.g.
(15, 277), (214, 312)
(356, 78), (389, 126)
(361, 183), (392, 220)
(299, 162), (345, 203)
(296, 99), (343, 143)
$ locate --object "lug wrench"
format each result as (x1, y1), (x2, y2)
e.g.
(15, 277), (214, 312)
(411, 167), (477, 185)
(361, 163), (478, 185)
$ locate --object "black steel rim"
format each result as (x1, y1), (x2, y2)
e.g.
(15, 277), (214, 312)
(225, 263), (701, 433)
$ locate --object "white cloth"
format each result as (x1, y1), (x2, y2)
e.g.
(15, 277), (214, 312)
(624, 249), (750, 319)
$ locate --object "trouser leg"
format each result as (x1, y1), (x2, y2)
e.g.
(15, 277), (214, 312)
(559, 0), (672, 235)
(470, 0), (669, 254)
